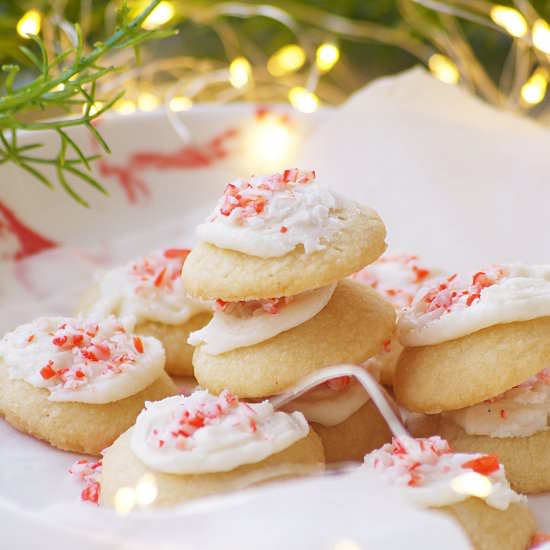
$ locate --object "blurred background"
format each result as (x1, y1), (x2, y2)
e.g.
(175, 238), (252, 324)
(3, 0), (550, 116)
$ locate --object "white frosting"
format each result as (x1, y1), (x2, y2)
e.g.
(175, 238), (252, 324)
(362, 436), (523, 510)
(0, 316), (165, 404)
(86, 249), (209, 325)
(282, 377), (369, 427)
(130, 391), (310, 474)
(444, 367), (550, 438)
(188, 283), (336, 355)
(196, 169), (350, 258)
(399, 264), (550, 346)
(351, 253), (438, 310)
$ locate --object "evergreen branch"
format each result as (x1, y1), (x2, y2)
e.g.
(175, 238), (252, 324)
(0, 0), (176, 206)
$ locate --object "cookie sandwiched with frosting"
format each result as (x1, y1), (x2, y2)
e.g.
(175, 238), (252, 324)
(100, 390), (324, 508)
(189, 279), (395, 398)
(394, 264), (550, 492)
(281, 374), (391, 463)
(361, 436), (535, 550)
(0, 316), (177, 455)
(351, 253), (440, 386)
(182, 169), (387, 301)
(80, 248), (211, 376)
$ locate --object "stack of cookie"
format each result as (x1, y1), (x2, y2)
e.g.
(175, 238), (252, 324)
(394, 264), (550, 493)
(183, 169), (396, 461)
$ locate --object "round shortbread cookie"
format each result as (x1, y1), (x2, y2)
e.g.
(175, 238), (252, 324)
(0, 363), (177, 456)
(100, 427), (324, 508)
(312, 399), (391, 463)
(183, 206), (386, 301)
(79, 284), (211, 378)
(419, 416), (550, 494)
(394, 318), (550, 413)
(193, 280), (396, 398)
(441, 497), (535, 550)
(136, 315), (211, 377)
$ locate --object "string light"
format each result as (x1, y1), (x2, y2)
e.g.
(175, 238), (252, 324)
(114, 487), (137, 516)
(532, 19), (550, 55)
(450, 472), (493, 498)
(428, 54), (460, 84)
(137, 91), (160, 111)
(16, 10), (41, 38)
(168, 96), (193, 111)
(288, 87), (319, 113)
(520, 68), (548, 106)
(316, 43), (340, 72)
(489, 5), (528, 38)
(333, 540), (362, 550)
(114, 99), (137, 114)
(267, 44), (306, 77)
(84, 101), (103, 116)
(242, 113), (296, 172)
(135, 473), (158, 507)
(142, 1), (175, 30)
(229, 57), (252, 88)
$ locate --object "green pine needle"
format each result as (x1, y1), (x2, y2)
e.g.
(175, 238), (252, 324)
(0, 0), (176, 207)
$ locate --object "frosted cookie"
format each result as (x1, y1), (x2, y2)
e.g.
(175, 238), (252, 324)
(282, 375), (391, 463)
(395, 265), (550, 412)
(183, 169), (386, 301)
(100, 390), (324, 508)
(191, 280), (395, 398)
(80, 248), (211, 376)
(361, 436), (535, 550)
(0, 316), (177, 455)
(411, 368), (550, 493)
(351, 253), (440, 386)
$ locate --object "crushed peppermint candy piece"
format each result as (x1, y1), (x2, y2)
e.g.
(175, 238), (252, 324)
(215, 295), (294, 316)
(211, 169), (317, 223)
(69, 459), (102, 505)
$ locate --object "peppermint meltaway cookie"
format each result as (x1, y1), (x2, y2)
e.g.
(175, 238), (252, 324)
(190, 280), (395, 398)
(351, 253), (440, 386)
(394, 265), (550, 492)
(80, 248), (211, 376)
(182, 169), (387, 301)
(100, 390), (324, 508)
(361, 436), (535, 550)
(0, 316), (177, 455)
(281, 375), (391, 463)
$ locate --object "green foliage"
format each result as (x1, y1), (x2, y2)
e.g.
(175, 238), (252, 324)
(0, 0), (175, 206)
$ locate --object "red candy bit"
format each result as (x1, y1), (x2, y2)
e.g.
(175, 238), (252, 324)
(81, 349), (99, 362)
(279, 225), (288, 233)
(81, 480), (100, 505)
(154, 266), (167, 287)
(134, 336), (144, 354)
(163, 248), (190, 260)
(412, 265), (430, 283)
(531, 533), (550, 548)
(40, 360), (57, 380)
(500, 409), (508, 420)
(462, 454), (500, 476)
(325, 376), (351, 392)
(27, 334), (35, 343)
(52, 335), (68, 347)
(382, 339), (392, 353)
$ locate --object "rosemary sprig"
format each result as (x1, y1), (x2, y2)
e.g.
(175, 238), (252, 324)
(0, 1), (175, 207)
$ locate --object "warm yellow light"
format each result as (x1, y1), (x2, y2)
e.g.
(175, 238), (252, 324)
(142, 1), (175, 30)
(17, 10), (41, 38)
(288, 87), (319, 113)
(229, 57), (252, 89)
(428, 54), (460, 85)
(316, 43), (340, 72)
(532, 19), (550, 54)
(115, 99), (137, 115)
(135, 473), (158, 507)
(85, 101), (103, 117)
(137, 92), (160, 112)
(490, 5), (528, 38)
(267, 44), (306, 77)
(114, 487), (136, 516)
(333, 539), (362, 550)
(450, 472), (493, 498)
(53, 83), (65, 92)
(521, 68), (548, 105)
(169, 96), (193, 111)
